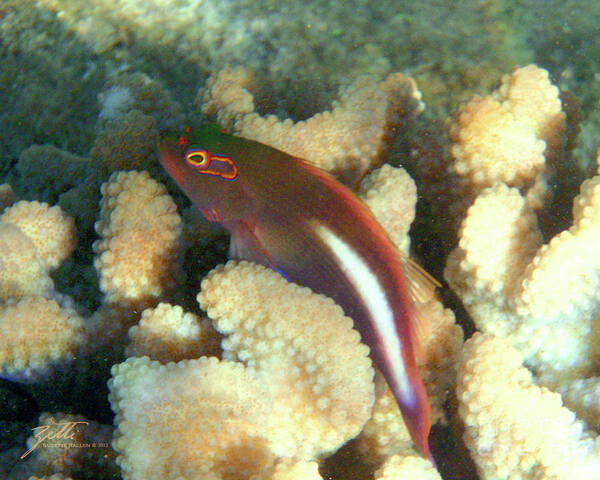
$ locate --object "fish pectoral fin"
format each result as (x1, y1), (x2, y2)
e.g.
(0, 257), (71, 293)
(398, 253), (441, 361)
(228, 219), (292, 282)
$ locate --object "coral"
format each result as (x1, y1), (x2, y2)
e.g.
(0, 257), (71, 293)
(0, 200), (76, 269)
(261, 459), (322, 480)
(17, 412), (117, 480)
(3, 0), (599, 477)
(444, 178), (600, 386)
(200, 67), (423, 184)
(0, 222), (53, 301)
(197, 261), (375, 459)
(408, 65), (568, 242)
(558, 378), (600, 431)
(0, 296), (86, 382)
(125, 302), (221, 362)
(448, 65), (565, 212)
(15, 145), (92, 203)
(358, 164), (416, 254)
(450, 95), (546, 189)
(109, 356), (275, 480)
(97, 73), (184, 131)
(446, 183), (542, 303)
(456, 333), (600, 479)
(357, 372), (414, 458)
(0, 183), (15, 209)
(373, 453), (442, 480)
(28, 475), (74, 480)
(93, 171), (183, 306)
(90, 110), (158, 174)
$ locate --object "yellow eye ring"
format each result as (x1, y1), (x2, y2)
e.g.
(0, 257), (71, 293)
(185, 148), (210, 168)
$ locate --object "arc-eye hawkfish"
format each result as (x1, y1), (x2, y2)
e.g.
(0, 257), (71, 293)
(158, 123), (439, 464)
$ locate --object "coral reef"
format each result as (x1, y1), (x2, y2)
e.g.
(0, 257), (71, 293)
(444, 177), (600, 387)
(14, 411), (117, 479)
(107, 254), (459, 479)
(109, 356), (275, 480)
(97, 73), (184, 132)
(358, 164), (416, 254)
(457, 333), (600, 479)
(0, 297), (86, 382)
(29, 0), (525, 116)
(0, 222), (54, 301)
(200, 67), (424, 184)
(374, 453), (441, 480)
(197, 261), (375, 460)
(1, 4), (599, 474)
(92, 171), (183, 307)
(0, 200), (77, 302)
(0, 201), (76, 269)
(408, 64), (570, 245)
(125, 302), (221, 362)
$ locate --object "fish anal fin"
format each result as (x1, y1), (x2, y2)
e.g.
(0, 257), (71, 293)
(398, 253), (440, 362)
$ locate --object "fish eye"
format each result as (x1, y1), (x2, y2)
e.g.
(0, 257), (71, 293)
(185, 148), (211, 168)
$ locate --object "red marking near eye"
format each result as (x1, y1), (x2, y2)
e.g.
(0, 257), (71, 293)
(178, 135), (187, 146)
(210, 155), (239, 180)
(185, 125), (191, 133)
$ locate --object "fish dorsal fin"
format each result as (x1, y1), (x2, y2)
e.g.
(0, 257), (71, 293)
(398, 253), (440, 361)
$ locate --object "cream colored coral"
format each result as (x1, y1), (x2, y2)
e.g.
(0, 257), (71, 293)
(448, 65), (566, 212)
(417, 300), (463, 419)
(450, 95), (546, 189)
(1, 201), (76, 269)
(457, 333), (600, 480)
(197, 261), (374, 459)
(126, 303), (220, 362)
(109, 356), (275, 480)
(373, 453), (441, 480)
(448, 183), (542, 303)
(558, 377), (600, 430)
(357, 372), (414, 458)
(0, 296), (86, 381)
(358, 164), (416, 253)
(201, 68), (423, 184)
(0, 223), (53, 301)
(260, 459), (322, 480)
(200, 67), (255, 128)
(496, 64), (565, 158)
(521, 175), (600, 319)
(93, 171), (182, 305)
(445, 178), (600, 384)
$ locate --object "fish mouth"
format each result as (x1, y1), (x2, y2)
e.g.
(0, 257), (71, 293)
(156, 135), (187, 181)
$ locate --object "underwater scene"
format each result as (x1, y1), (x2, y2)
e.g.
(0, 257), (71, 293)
(1, 0), (599, 479)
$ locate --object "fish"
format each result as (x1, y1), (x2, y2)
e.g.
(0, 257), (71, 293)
(157, 123), (438, 463)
